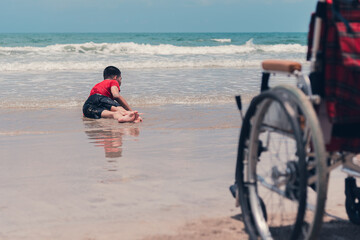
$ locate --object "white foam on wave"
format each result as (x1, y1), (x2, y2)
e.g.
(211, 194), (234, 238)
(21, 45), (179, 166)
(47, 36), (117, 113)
(211, 38), (231, 43)
(0, 98), (84, 109)
(0, 39), (307, 71)
(0, 40), (307, 56)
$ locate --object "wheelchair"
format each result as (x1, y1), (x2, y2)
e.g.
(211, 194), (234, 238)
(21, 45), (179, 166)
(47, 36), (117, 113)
(231, 0), (360, 239)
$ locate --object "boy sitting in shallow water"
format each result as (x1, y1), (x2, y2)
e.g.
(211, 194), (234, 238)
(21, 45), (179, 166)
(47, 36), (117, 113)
(83, 66), (142, 123)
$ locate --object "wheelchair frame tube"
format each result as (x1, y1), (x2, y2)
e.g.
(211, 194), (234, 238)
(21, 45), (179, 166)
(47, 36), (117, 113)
(310, 0), (326, 72)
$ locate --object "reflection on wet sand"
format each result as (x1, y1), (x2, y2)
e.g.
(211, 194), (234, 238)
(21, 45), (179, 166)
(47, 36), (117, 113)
(83, 118), (140, 159)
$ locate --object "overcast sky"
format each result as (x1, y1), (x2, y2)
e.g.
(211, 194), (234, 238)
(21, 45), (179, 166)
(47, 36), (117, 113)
(0, 0), (315, 33)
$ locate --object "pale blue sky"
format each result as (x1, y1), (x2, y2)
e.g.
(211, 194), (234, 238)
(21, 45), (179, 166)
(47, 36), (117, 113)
(0, 0), (315, 33)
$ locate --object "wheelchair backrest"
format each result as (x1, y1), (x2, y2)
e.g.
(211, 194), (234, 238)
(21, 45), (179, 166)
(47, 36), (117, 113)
(308, 0), (360, 124)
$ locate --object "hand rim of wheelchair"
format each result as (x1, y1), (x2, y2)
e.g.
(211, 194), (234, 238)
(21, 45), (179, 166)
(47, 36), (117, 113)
(235, 85), (328, 240)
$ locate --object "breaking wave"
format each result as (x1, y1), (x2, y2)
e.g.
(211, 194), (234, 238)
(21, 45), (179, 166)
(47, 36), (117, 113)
(0, 39), (306, 56)
(211, 38), (232, 43)
(0, 39), (307, 71)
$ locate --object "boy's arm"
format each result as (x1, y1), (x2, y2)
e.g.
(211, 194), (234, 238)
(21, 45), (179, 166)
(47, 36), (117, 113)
(111, 86), (132, 111)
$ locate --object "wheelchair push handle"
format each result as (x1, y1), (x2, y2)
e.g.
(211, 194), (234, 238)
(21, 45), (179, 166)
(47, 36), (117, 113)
(235, 95), (244, 120)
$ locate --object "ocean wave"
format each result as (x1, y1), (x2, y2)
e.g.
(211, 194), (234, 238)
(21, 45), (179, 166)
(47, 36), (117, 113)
(211, 38), (231, 43)
(0, 39), (307, 56)
(0, 98), (83, 109)
(0, 58), (308, 71)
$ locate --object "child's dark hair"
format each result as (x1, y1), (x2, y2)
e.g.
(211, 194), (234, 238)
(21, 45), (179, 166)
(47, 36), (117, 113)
(103, 66), (121, 79)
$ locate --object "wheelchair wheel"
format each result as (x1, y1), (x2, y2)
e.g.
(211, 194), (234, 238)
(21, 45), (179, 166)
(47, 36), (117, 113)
(345, 177), (360, 225)
(236, 85), (328, 240)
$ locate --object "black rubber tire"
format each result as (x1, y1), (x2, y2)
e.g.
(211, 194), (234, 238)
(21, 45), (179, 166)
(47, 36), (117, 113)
(346, 196), (360, 225)
(235, 85), (328, 240)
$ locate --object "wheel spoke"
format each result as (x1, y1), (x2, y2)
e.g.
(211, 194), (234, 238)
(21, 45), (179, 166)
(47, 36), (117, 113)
(257, 175), (295, 199)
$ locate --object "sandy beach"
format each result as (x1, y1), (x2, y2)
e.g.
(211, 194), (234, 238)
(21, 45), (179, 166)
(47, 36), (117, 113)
(1, 103), (360, 240)
(0, 104), (240, 240)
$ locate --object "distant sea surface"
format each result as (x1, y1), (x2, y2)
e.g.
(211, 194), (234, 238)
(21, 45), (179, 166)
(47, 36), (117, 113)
(0, 32), (308, 109)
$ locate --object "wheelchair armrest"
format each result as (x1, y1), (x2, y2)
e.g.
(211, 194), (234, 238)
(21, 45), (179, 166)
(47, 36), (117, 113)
(262, 59), (302, 73)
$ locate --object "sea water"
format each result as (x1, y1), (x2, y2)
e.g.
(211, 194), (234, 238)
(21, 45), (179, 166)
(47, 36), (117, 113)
(0, 32), (308, 109)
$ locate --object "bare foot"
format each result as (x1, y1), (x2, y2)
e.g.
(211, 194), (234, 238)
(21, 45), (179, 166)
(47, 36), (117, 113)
(117, 113), (136, 123)
(134, 116), (143, 123)
(132, 111), (143, 123)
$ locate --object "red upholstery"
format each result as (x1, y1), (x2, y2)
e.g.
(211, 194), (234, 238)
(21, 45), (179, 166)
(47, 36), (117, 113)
(308, 0), (360, 152)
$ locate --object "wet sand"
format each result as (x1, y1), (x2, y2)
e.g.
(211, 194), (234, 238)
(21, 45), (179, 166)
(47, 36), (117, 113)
(1, 104), (360, 239)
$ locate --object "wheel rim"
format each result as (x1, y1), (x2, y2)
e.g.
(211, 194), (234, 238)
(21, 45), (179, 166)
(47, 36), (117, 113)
(237, 85), (328, 240)
(246, 97), (307, 239)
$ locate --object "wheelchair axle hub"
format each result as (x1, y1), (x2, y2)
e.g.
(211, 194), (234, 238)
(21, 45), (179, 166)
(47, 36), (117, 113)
(271, 161), (299, 200)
